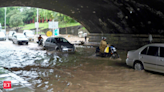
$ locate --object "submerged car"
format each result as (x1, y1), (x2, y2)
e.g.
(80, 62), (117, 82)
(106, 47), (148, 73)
(44, 37), (75, 52)
(0, 32), (6, 41)
(12, 34), (29, 45)
(126, 43), (164, 73)
(8, 31), (16, 40)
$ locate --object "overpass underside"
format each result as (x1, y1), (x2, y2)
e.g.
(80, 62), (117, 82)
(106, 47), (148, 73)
(0, 0), (164, 34)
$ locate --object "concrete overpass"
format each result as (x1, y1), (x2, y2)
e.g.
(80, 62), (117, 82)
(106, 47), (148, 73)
(0, 0), (164, 34)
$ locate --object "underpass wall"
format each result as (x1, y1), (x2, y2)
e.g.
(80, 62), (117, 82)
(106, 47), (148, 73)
(88, 34), (164, 50)
(41, 25), (82, 35)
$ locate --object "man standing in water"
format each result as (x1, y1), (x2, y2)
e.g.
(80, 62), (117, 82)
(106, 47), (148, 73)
(148, 33), (153, 43)
(84, 33), (87, 42)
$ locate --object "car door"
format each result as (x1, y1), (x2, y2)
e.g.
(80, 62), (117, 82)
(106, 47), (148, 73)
(13, 35), (17, 43)
(156, 47), (164, 71)
(44, 38), (51, 49)
(140, 46), (158, 70)
(49, 38), (57, 50)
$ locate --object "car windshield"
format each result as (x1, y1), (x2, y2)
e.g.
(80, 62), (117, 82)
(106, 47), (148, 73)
(55, 38), (69, 43)
(17, 35), (26, 39)
(26, 31), (34, 35)
(9, 31), (15, 35)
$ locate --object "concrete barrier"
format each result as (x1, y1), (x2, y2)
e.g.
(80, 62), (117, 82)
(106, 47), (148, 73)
(88, 34), (164, 50)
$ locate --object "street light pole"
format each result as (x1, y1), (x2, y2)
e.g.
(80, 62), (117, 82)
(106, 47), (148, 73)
(37, 8), (39, 35)
(5, 7), (6, 33)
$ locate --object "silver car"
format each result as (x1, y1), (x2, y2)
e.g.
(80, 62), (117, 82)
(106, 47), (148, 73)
(126, 43), (164, 73)
(12, 34), (29, 45)
(44, 37), (75, 52)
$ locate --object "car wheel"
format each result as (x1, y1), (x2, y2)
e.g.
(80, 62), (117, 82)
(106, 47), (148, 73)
(134, 62), (144, 70)
(43, 46), (46, 50)
(17, 42), (19, 45)
(56, 47), (62, 52)
(56, 47), (59, 51)
(26, 42), (28, 45)
(96, 52), (99, 56)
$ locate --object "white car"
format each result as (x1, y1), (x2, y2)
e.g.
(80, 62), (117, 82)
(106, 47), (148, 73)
(8, 31), (16, 40)
(12, 34), (29, 45)
(78, 31), (87, 38)
(0, 32), (6, 41)
(23, 30), (34, 41)
(126, 43), (164, 73)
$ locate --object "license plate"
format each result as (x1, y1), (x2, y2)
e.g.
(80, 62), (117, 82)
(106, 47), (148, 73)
(63, 48), (68, 51)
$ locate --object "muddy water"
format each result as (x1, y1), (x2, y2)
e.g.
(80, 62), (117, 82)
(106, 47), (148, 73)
(1, 41), (164, 92)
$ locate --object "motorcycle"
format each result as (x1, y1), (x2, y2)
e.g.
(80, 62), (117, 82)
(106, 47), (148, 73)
(109, 46), (119, 59)
(37, 38), (43, 46)
(96, 45), (119, 59)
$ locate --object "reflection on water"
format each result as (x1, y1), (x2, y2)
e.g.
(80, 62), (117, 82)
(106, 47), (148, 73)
(0, 41), (96, 91)
(1, 41), (164, 92)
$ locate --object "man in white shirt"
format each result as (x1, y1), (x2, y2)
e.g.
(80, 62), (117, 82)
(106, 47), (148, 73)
(148, 33), (153, 43)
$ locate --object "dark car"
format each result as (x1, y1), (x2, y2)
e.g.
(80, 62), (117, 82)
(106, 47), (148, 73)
(43, 37), (75, 52)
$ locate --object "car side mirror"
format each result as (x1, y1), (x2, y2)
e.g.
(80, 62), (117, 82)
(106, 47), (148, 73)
(139, 52), (141, 55)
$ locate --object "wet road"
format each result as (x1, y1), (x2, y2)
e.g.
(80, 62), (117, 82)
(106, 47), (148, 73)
(1, 40), (164, 92)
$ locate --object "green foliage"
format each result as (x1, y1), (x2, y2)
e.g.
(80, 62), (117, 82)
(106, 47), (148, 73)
(9, 14), (24, 27)
(22, 22), (48, 30)
(0, 7), (79, 28)
(0, 8), (5, 25)
(21, 22), (80, 30)
(7, 9), (24, 27)
(82, 27), (86, 30)
(35, 31), (45, 35)
(21, 7), (36, 23)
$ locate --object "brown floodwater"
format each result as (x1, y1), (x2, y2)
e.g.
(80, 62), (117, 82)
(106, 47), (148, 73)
(1, 41), (164, 92)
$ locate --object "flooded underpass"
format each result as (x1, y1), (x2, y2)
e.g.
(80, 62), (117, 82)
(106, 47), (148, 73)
(1, 40), (164, 92)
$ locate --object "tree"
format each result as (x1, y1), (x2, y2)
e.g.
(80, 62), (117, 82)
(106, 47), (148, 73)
(9, 14), (24, 27)
(0, 6), (79, 28)
(0, 8), (5, 27)
(21, 7), (36, 24)
(7, 9), (24, 27)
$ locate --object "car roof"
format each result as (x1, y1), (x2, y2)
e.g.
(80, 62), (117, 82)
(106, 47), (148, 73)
(9, 31), (16, 32)
(136, 43), (164, 51)
(0, 32), (5, 34)
(14, 33), (25, 36)
(146, 43), (164, 47)
(48, 36), (65, 39)
(23, 30), (32, 32)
